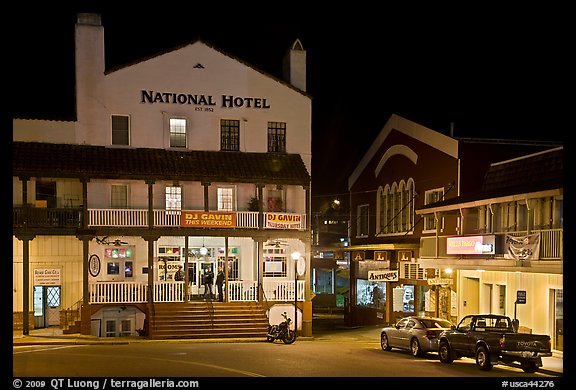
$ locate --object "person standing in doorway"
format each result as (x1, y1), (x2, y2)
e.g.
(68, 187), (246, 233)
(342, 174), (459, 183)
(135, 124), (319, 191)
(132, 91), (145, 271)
(204, 266), (214, 300)
(174, 265), (185, 281)
(215, 265), (225, 302)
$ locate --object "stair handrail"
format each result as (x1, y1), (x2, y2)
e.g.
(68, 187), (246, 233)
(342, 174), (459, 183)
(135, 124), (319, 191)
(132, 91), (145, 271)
(206, 298), (214, 329)
(258, 282), (271, 317)
(61, 298), (83, 330)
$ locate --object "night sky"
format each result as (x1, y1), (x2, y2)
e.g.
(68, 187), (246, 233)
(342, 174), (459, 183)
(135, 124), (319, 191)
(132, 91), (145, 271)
(12, 5), (567, 211)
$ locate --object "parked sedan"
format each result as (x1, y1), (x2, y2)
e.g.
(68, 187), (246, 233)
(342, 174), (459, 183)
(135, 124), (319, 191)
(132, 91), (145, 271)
(380, 316), (454, 357)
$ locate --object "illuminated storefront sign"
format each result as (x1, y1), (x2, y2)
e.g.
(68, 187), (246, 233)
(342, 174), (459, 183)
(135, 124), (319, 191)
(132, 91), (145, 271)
(265, 213), (302, 229)
(368, 270), (399, 282)
(446, 235), (495, 255)
(180, 211), (237, 228)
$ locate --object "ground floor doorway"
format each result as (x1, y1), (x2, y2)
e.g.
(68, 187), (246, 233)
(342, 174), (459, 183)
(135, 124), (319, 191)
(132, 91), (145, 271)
(33, 285), (61, 328)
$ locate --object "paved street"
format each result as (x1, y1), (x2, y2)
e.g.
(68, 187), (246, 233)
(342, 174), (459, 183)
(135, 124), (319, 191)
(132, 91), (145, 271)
(13, 314), (564, 384)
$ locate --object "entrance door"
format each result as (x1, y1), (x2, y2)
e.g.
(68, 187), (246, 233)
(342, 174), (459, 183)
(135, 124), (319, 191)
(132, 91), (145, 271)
(198, 261), (216, 297)
(33, 286), (45, 328)
(461, 277), (479, 317)
(46, 286), (61, 326)
(33, 286), (61, 327)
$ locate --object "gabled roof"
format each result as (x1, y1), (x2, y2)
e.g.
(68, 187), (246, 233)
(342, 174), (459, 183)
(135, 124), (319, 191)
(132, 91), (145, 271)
(416, 146), (563, 213)
(106, 38), (311, 98)
(13, 142), (311, 186)
(348, 114), (458, 190)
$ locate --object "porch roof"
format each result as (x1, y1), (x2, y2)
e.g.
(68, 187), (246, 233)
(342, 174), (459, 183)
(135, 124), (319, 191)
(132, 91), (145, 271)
(13, 141), (311, 186)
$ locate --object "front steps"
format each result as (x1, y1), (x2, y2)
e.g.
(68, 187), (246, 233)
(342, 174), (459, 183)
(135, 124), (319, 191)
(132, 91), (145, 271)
(147, 301), (269, 340)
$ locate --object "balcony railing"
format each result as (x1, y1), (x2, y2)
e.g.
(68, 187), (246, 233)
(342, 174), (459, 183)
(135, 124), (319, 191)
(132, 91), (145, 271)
(13, 207), (82, 228)
(89, 279), (305, 304)
(420, 229), (562, 260)
(13, 207), (307, 230)
(89, 209), (306, 229)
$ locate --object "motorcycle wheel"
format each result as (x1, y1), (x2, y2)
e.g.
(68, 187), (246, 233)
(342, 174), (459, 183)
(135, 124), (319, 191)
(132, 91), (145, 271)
(282, 330), (296, 344)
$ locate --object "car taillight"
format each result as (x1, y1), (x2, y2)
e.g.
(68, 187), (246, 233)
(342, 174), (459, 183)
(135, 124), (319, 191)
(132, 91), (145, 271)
(426, 330), (437, 339)
(499, 337), (505, 349)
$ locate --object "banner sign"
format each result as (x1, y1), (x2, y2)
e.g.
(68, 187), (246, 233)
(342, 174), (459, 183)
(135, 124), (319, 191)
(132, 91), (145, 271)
(446, 235), (495, 255)
(265, 213), (303, 229)
(180, 211), (237, 228)
(504, 233), (540, 260)
(368, 270), (399, 282)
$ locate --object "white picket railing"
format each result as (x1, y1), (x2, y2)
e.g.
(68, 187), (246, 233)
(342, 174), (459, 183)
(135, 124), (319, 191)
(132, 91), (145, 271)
(89, 209), (306, 230)
(89, 279), (305, 304)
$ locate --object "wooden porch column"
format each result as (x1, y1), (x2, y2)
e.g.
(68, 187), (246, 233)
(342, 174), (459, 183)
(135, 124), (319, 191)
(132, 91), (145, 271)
(77, 235), (93, 335)
(257, 184), (264, 230)
(20, 176), (29, 208)
(81, 178), (89, 229)
(224, 236), (228, 302)
(146, 180), (155, 228)
(16, 234), (35, 335)
(184, 236), (189, 302)
(256, 238), (264, 302)
(202, 181), (210, 211)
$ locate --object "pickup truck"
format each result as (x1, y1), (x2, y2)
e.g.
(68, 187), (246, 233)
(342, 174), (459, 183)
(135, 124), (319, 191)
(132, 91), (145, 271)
(437, 314), (552, 372)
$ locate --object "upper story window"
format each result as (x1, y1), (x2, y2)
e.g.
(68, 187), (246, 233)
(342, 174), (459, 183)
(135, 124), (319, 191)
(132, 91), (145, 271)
(217, 186), (236, 211)
(111, 185), (128, 209)
(267, 187), (285, 212)
(357, 204), (369, 237)
(377, 179), (415, 235)
(423, 188), (444, 231)
(169, 118), (187, 148)
(112, 115), (130, 146)
(267, 122), (286, 153)
(165, 186), (182, 211)
(220, 119), (240, 151)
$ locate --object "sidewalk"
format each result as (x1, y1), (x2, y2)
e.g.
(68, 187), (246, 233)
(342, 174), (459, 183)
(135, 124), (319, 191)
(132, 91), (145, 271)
(13, 321), (563, 376)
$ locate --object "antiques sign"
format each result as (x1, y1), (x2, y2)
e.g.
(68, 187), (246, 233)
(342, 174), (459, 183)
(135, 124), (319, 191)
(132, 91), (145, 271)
(368, 270), (399, 282)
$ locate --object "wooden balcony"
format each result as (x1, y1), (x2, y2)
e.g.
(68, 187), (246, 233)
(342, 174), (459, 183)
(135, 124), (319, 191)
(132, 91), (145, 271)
(13, 207), (307, 231)
(420, 229), (563, 260)
(13, 207), (82, 229)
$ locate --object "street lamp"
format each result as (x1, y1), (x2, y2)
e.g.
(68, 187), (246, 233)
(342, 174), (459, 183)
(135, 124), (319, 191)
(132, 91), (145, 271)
(291, 250), (300, 338)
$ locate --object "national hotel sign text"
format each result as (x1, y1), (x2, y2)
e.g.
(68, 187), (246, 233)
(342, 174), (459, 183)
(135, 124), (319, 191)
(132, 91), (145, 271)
(141, 90), (271, 110)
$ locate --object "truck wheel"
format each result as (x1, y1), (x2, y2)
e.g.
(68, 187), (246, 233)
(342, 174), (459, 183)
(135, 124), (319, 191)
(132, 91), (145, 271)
(521, 361), (538, 373)
(476, 345), (493, 371)
(381, 333), (392, 351)
(438, 341), (453, 364)
(410, 338), (422, 357)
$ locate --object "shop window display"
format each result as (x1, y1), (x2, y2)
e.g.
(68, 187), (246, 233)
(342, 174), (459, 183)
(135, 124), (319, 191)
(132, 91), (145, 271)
(356, 279), (386, 309)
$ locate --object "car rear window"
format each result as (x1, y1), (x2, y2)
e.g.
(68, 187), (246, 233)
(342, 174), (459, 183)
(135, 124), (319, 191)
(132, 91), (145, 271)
(420, 319), (452, 328)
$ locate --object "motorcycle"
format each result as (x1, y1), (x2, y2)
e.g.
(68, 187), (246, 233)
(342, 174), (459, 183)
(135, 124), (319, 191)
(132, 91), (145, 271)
(267, 311), (296, 344)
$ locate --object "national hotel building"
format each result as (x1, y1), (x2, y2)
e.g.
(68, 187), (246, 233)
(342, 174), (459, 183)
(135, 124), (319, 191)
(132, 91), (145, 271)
(13, 13), (313, 337)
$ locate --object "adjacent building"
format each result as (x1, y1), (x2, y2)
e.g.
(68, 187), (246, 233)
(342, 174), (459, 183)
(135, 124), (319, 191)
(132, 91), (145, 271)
(345, 113), (562, 355)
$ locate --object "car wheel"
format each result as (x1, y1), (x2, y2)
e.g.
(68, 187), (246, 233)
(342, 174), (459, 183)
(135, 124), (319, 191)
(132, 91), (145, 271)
(475, 345), (493, 371)
(380, 333), (392, 351)
(410, 338), (421, 357)
(438, 341), (453, 364)
(521, 361), (538, 373)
